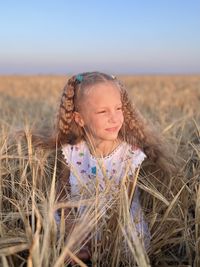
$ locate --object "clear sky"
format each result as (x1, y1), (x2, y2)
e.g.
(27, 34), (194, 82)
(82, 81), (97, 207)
(0, 0), (200, 75)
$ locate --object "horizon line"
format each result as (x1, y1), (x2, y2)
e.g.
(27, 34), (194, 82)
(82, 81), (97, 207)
(0, 72), (200, 76)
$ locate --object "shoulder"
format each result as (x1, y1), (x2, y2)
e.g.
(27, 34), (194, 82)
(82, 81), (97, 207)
(61, 140), (86, 154)
(122, 142), (147, 168)
(61, 140), (87, 164)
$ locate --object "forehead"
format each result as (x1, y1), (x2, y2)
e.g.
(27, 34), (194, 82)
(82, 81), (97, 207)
(84, 82), (121, 107)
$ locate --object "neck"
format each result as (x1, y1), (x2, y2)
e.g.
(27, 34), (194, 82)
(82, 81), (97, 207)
(85, 137), (121, 157)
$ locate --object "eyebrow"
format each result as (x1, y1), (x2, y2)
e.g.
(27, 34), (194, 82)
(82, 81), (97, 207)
(96, 104), (122, 109)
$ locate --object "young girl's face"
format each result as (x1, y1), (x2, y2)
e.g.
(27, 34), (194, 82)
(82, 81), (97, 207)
(74, 82), (124, 143)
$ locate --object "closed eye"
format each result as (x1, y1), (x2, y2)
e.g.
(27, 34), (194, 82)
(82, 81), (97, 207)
(97, 110), (106, 114)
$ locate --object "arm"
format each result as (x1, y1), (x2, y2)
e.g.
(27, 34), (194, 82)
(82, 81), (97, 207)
(57, 156), (70, 202)
(56, 153), (92, 262)
(127, 154), (151, 248)
(56, 152), (73, 232)
(128, 171), (151, 249)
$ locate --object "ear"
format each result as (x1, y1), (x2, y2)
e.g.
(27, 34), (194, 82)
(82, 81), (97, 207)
(74, 112), (85, 127)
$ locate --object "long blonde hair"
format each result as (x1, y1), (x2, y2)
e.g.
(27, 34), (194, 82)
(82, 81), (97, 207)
(54, 71), (178, 177)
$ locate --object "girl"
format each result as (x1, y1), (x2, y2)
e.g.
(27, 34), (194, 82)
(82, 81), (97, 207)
(24, 72), (176, 266)
(52, 72), (177, 264)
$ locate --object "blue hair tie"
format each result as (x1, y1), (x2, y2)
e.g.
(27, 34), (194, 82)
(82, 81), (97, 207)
(76, 74), (83, 82)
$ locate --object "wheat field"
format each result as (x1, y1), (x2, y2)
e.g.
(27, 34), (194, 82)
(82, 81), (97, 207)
(0, 75), (200, 267)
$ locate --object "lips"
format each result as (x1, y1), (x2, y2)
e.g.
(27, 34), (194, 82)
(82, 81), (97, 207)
(105, 126), (119, 132)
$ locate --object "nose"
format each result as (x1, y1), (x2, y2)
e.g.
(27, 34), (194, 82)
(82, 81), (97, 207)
(108, 111), (118, 123)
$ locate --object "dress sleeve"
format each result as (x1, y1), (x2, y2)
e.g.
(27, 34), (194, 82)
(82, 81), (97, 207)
(130, 187), (151, 249)
(61, 144), (73, 167)
(128, 147), (150, 248)
(128, 146), (147, 175)
(61, 144), (81, 190)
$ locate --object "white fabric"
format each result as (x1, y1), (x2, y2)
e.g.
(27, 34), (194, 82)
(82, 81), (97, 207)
(61, 140), (150, 248)
(61, 140), (146, 194)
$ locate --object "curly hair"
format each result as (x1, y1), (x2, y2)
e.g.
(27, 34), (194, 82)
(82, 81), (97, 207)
(54, 71), (178, 177)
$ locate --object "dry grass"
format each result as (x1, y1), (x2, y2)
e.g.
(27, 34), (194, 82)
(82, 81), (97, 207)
(0, 75), (200, 266)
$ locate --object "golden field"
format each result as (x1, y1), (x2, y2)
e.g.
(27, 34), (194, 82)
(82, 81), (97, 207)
(0, 75), (200, 267)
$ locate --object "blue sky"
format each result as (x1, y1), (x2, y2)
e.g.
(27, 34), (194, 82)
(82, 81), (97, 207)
(0, 0), (200, 74)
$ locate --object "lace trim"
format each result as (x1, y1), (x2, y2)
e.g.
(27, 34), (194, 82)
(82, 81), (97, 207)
(127, 150), (146, 176)
(133, 150), (147, 169)
(61, 142), (146, 167)
(61, 145), (71, 166)
(88, 141), (124, 160)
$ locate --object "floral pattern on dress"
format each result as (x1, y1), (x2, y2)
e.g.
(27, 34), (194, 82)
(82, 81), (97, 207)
(61, 140), (146, 191)
(61, 140), (149, 247)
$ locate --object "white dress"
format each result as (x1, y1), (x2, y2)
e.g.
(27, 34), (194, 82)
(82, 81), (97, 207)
(61, 140), (150, 248)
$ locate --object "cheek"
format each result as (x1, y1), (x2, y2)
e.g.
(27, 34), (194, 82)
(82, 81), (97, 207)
(93, 117), (106, 128)
(118, 112), (124, 124)
(85, 116), (103, 131)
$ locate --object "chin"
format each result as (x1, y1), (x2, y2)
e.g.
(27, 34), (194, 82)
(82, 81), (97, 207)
(95, 130), (120, 142)
(104, 133), (119, 140)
